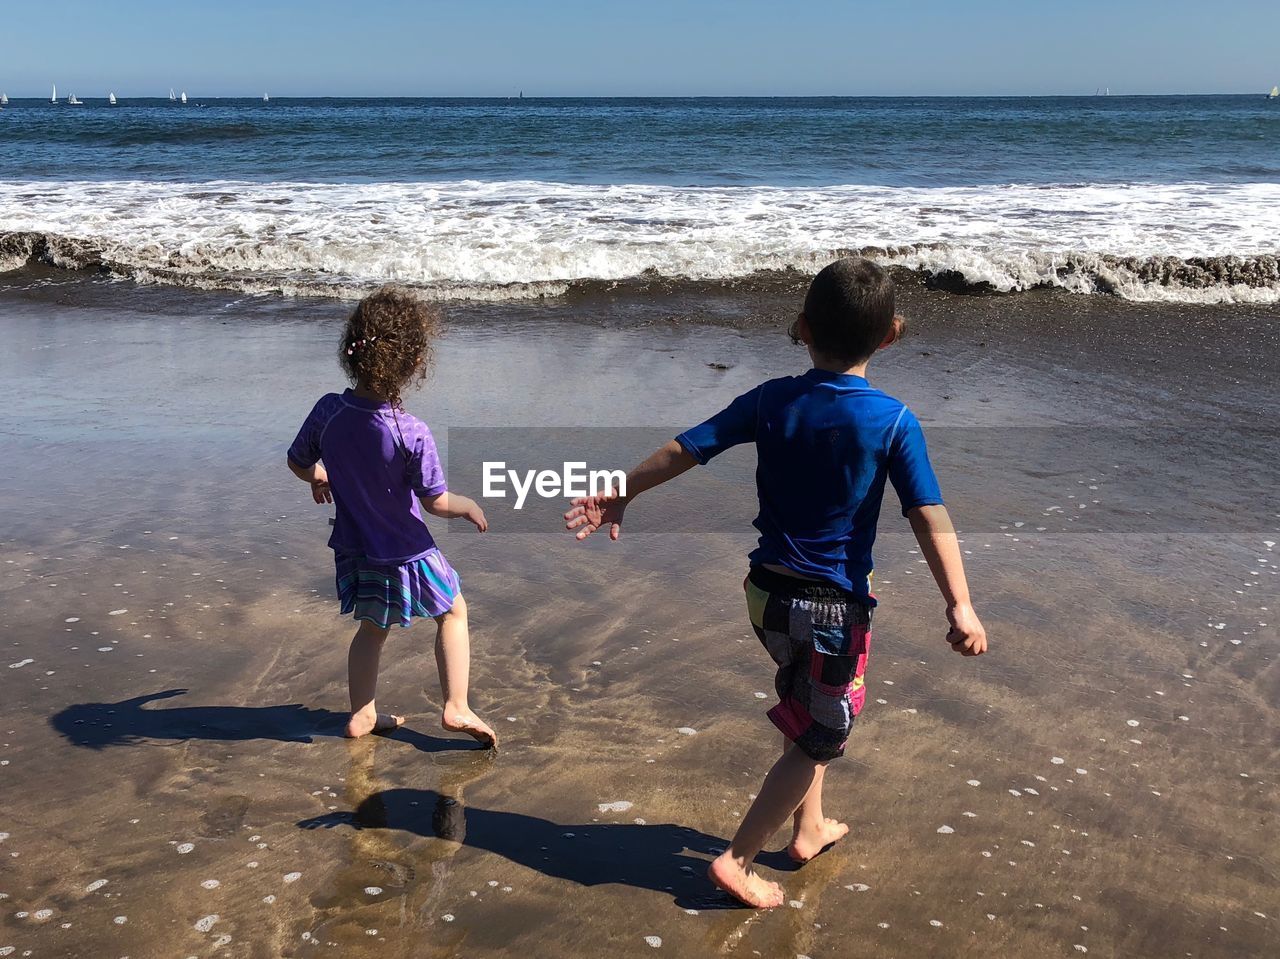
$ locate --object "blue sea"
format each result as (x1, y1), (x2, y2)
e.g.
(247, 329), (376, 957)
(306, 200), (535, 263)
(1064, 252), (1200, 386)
(1, 96), (1278, 302)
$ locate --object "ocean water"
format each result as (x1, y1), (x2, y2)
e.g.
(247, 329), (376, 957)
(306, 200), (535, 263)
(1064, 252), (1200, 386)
(1, 96), (1278, 302)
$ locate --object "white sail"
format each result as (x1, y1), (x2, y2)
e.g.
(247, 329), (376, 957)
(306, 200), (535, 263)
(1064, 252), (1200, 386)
(170, 88), (176, 101)
(1271, 85), (1279, 99)
(263, 92), (269, 102)
(109, 92), (117, 105)
(1, 93), (8, 106)
(68, 93), (83, 105)
(180, 91), (187, 104)
(52, 83), (57, 103)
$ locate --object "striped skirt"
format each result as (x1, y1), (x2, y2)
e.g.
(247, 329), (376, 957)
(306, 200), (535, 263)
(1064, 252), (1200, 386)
(335, 549), (461, 629)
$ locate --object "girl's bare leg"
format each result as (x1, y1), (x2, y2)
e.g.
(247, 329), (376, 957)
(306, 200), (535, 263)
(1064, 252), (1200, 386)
(345, 620), (402, 738)
(433, 594), (497, 748)
(786, 736), (848, 862)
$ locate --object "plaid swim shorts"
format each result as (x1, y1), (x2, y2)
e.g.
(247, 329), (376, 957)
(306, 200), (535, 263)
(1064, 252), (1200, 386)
(745, 565), (873, 762)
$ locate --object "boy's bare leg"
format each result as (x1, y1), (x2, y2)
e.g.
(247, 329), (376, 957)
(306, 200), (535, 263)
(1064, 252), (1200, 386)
(786, 738), (849, 862)
(708, 747), (823, 908)
(346, 620), (403, 738)
(434, 594), (498, 748)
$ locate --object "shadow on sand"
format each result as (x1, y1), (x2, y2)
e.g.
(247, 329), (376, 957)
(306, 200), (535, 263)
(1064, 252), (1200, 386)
(49, 689), (478, 754)
(299, 787), (746, 908)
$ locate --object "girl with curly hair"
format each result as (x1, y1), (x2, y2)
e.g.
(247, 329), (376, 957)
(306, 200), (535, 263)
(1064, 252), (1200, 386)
(287, 286), (496, 748)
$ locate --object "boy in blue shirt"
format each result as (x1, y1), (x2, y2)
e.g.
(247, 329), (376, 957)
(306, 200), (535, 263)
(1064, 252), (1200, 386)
(565, 257), (988, 908)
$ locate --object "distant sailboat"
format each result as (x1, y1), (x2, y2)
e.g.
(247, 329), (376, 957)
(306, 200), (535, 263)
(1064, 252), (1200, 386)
(169, 88), (177, 101)
(52, 83), (58, 104)
(67, 93), (83, 105)
(0, 93), (8, 107)
(180, 90), (187, 104)
(263, 92), (269, 102)
(108, 92), (117, 105)
(1270, 85), (1279, 100)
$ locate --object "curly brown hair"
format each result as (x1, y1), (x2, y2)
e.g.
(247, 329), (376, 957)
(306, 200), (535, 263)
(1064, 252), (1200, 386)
(339, 286), (440, 408)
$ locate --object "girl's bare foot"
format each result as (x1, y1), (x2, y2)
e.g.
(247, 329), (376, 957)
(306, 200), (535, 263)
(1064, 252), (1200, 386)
(345, 707), (404, 739)
(787, 817), (849, 864)
(707, 852), (785, 909)
(442, 705), (498, 748)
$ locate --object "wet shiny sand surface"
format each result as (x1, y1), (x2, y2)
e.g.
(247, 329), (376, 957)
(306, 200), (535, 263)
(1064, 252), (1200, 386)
(0, 284), (1276, 958)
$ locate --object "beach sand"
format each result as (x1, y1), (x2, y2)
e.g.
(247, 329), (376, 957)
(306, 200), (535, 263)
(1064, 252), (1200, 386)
(0, 280), (1276, 958)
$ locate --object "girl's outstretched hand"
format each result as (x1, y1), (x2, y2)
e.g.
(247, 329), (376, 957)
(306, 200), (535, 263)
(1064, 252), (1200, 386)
(466, 502), (489, 533)
(565, 491), (626, 541)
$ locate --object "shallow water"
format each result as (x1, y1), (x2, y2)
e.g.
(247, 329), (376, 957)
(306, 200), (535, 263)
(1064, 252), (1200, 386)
(0, 285), (1276, 957)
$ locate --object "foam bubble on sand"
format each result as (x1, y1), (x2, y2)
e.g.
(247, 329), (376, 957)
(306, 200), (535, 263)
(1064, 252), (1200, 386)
(441, 914), (455, 922)
(644, 936), (662, 948)
(33, 909), (52, 921)
(85, 880), (107, 893)
(1051, 756), (1065, 765)
(194, 915), (219, 932)
(64, 617), (79, 623)
(0, 948), (13, 956)
(878, 922), (890, 929)
(1074, 947), (1088, 953)
(1024, 788), (1040, 796)
(364, 886), (383, 896)
(108, 609), (127, 616)
(789, 900), (804, 909)
(754, 692), (768, 699)
(262, 895), (276, 904)
(967, 779), (981, 787)
(113, 916), (127, 924)
(676, 727), (697, 736)
(213, 935), (232, 947)
(937, 825), (955, 834)
(598, 801), (634, 813)
(844, 883), (871, 892)
(963, 811), (977, 818)
(200, 879), (220, 889)
(283, 872), (301, 883)
(1126, 720), (1140, 727)
(97, 647), (113, 653)
(176, 843), (195, 854)
(930, 919), (943, 927)
(1009, 789), (1022, 797)
(7, 660), (33, 669)
(487, 881), (498, 887)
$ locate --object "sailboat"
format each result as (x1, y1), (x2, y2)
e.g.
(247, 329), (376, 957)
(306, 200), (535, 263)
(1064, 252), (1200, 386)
(67, 93), (83, 105)
(0, 93), (8, 107)
(169, 88), (177, 101)
(263, 92), (270, 102)
(52, 83), (58, 104)
(108, 92), (117, 105)
(1269, 85), (1279, 100)
(180, 91), (187, 104)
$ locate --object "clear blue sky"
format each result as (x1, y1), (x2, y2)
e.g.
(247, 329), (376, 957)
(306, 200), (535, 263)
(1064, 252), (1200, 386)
(3, 0), (1277, 98)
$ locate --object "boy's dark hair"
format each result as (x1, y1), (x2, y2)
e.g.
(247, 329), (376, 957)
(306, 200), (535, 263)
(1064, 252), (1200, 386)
(339, 286), (440, 408)
(799, 258), (897, 362)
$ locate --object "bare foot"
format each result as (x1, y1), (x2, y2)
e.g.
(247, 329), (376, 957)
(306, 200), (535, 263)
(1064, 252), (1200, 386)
(787, 817), (849, 864)
(708, 852), (785, 909)
(442, 705), (498, 749)
(345, 708), (404, 739)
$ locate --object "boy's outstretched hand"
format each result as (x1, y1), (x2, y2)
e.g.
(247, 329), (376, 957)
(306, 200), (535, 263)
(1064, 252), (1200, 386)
(946, 603), (987, 656)
(565, 491), (626, 541)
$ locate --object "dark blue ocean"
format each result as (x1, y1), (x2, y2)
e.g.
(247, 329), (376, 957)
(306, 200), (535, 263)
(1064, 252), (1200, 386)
(1, 96), (1278, 301)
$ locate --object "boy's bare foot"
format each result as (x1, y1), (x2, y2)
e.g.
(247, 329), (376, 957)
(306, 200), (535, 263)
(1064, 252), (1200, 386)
(345, 708), (404, 739)
(708, 852), (785, 908)
(787, 817), (849, 863)
(442, 705), (498, 749)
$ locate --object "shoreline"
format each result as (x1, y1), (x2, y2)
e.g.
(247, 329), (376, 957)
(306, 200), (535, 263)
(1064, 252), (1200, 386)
(1, 283), (1276, 957)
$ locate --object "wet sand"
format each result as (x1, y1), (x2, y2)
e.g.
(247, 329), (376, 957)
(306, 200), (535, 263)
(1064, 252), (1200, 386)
(0, 281), (1277, 958)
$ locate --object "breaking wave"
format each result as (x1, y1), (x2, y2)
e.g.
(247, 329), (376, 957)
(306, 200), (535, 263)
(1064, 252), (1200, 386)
(2, 179), (1278, 304)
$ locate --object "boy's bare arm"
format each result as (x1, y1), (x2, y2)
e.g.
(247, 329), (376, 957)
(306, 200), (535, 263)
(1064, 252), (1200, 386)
(906, 504), (988, 656)
(564, 440), (698, 541)
(419, 491), (488, 532)
(287, 456), (333, 504)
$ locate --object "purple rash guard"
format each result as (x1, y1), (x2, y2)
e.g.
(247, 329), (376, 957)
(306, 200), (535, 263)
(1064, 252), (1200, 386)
(288, 390), (446, 565)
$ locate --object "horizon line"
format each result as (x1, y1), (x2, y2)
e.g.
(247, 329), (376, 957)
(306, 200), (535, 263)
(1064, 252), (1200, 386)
(1, 91), (1275, 100)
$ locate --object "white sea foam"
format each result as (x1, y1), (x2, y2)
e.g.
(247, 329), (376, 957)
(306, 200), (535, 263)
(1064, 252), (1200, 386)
(2, 178), (1277, 303)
